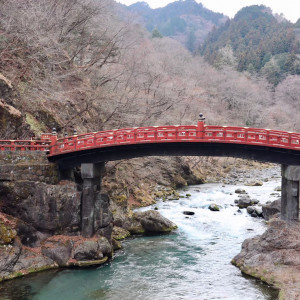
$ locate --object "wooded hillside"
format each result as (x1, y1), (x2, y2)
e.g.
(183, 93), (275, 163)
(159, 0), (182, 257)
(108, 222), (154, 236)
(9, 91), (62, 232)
(200, 5), (300, 85)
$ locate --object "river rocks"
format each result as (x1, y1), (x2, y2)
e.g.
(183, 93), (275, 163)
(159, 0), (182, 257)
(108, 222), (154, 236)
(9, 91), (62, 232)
(262, 199), (281, 220)
(41, 235), (112, 266)
(232, 219), (300, 299)
(245, 181), (263, 186)
(112, 226), (131, 240)
(255, 206), (263, 216)
(183, 211), (195, 215)
(246, 205), (263, 218)
(208, 204), (220, 211)
(122, 217), (145, 234)
(97, 236), (112, 257)
(133, 210), (177, 233)
(236, 193), (260, 209)
(41, 239), (72, 266)
(73, 240), (102, 261)
(237, 197), (252, 208)
(246, 206), (255, 214)
(235, 188), (247, 194)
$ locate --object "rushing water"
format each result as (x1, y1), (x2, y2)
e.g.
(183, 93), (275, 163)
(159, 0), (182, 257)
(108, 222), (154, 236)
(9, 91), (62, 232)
(0, 179), (281, 300)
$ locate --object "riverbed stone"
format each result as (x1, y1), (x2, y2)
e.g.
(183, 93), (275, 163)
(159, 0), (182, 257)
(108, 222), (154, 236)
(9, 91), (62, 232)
(183, 211), (195, 215)
(246, 181), (263, 186)
(262, 199), (281, 220)
(73, 240), (102, 261)
(246, 206), (255, 214)
(112, 226), (131, 240)
(133, 210), (177, 233)
(97, 237), (112, 257)
(255, 206), (263, 217)
(237, 198), (252, 208)
(41, 239), (72, 266)
(209, 204), (220, 211)
(235, 188), (247, 194)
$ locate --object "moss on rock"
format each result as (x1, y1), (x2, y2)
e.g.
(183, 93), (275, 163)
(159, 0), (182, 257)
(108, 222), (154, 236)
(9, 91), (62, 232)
(0, 222), (17, 244)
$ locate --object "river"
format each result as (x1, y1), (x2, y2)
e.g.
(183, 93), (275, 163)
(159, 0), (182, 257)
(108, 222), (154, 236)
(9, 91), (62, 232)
(0, 172), (281, 300)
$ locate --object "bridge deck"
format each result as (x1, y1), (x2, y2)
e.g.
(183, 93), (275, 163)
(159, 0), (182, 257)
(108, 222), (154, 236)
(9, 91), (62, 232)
(1, 122), (300, 166)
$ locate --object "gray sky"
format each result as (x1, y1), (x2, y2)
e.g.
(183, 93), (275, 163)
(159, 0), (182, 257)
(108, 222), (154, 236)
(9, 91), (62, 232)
(117, 0), (300, 23)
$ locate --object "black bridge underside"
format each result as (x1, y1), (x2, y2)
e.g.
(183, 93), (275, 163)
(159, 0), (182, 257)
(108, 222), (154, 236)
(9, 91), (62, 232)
(48, 142), (300, 169)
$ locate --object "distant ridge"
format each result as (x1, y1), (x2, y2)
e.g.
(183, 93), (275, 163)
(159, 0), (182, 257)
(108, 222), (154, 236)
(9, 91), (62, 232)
(122, 0), (228, 51)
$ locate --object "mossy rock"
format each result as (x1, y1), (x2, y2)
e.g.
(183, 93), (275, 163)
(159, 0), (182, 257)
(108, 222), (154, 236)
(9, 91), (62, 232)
(112, 226), (130, 240)
(0, 222), (17, 244)
(209, 204), (220, 211)
(112, 239), (122, 251)
(114, 194), (127, 207)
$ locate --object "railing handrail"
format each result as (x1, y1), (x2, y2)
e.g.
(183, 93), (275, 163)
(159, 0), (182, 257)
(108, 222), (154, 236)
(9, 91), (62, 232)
(1, 122), (300, 156)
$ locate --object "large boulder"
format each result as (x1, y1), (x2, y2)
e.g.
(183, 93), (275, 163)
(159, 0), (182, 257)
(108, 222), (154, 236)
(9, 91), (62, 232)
(97, 236), (112, 257)
(262, 199), (281, 220)
(73, 240), (101, 261)
(112, 226), (131, 240)
(237, 197), (252, 208)
(41, 238), (72, 266)
(232, 219), (300, 299)
(133, 210), (177, 233)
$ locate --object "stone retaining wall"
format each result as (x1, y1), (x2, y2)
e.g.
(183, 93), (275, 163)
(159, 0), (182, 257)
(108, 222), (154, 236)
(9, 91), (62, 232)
(0, 152), (59, 184)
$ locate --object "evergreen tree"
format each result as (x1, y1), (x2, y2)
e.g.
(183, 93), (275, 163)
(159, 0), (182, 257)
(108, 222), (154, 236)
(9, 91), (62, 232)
(152, 28), (163, 38)
(186, 30), (196, 52)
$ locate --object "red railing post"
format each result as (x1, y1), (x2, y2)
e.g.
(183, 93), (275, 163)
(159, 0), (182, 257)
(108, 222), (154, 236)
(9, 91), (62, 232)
(197, 121), (205, 139)
(49, 133), (58, 155)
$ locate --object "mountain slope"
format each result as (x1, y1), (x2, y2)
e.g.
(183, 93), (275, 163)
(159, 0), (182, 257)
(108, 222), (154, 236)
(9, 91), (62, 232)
(122, 0), (227, 51)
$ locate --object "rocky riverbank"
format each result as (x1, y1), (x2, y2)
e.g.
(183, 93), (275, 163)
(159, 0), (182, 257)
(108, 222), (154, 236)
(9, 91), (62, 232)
(0, 152), (178, 282)
(232, 218), (300, 300)
(227, 165), (300, 300)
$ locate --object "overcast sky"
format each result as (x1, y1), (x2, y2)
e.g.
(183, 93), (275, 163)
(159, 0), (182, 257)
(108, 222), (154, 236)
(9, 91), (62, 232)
(117, 0), (299, 23)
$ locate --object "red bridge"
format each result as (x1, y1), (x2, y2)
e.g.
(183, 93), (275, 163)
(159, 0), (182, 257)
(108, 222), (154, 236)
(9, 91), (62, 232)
(2, 120), (300, 231)
(1, 121), (300, 167)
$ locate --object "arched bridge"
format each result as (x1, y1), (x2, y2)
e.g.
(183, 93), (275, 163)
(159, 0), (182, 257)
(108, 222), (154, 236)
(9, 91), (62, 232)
(1, 121), (300, 167)
(1, 121), (300, 236)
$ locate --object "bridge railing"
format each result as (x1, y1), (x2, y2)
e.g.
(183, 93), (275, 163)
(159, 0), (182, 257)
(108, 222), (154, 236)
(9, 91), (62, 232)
(2, 122), (300, 156)
(47, 124), (300, 156)
(0, 139), (51, 152)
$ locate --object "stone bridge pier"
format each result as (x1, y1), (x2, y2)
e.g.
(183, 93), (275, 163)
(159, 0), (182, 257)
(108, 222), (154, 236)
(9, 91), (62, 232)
(81, 162), (112, 238)
(281, 165), (300, 221)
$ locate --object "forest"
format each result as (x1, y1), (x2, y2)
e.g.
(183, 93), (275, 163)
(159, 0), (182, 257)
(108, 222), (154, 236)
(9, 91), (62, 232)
(200, 5), (300, 85)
